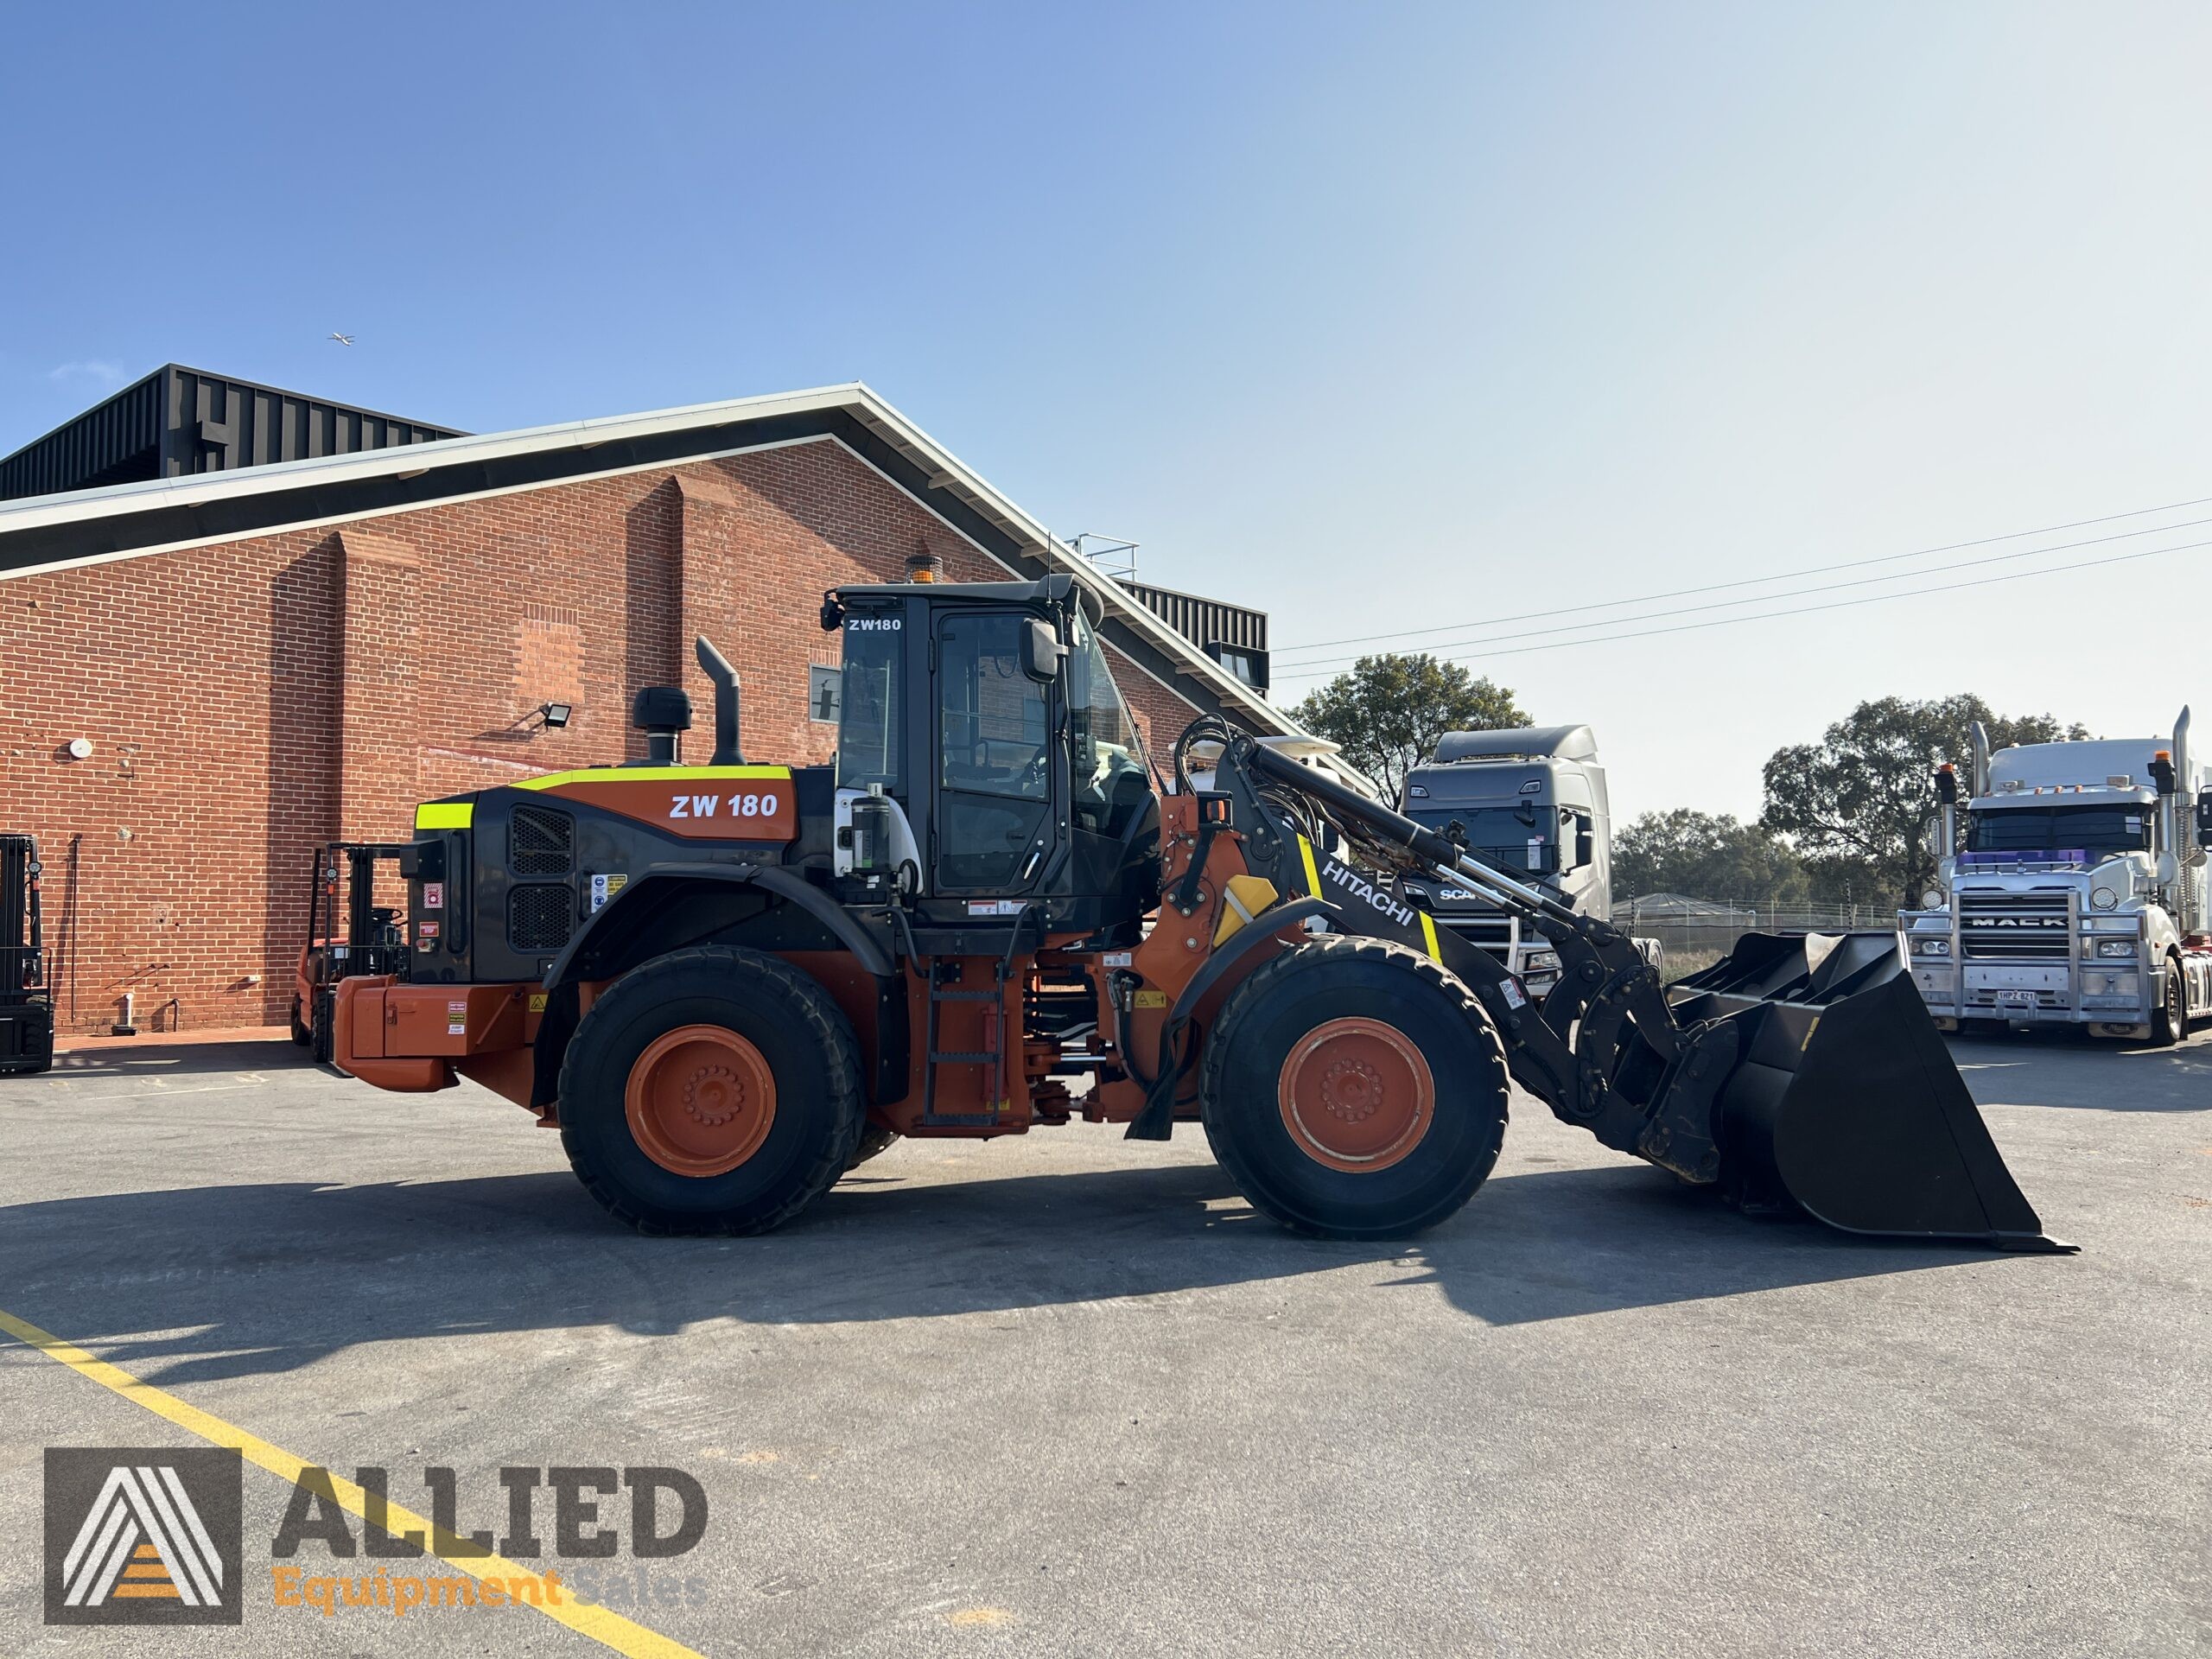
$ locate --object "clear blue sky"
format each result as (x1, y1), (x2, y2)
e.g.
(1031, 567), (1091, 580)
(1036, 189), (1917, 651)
(7, 3), (2210, 819)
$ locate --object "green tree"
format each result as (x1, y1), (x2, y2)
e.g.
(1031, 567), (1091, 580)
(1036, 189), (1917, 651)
(1291, 654), (1528, 802)
(1759, 695), (2087, 907)
(1612, 809), (1809, 905)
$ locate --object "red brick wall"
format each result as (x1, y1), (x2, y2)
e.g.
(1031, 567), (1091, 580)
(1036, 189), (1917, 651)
(0, 439), (1204, 1033)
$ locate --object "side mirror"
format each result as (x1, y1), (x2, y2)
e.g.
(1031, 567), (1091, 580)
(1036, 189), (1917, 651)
(1020, 619), (1066, 684)
(1573, 813), (1594, 869)
(1921, 816), (1946, 857)
(2196, 790), (2212, 838)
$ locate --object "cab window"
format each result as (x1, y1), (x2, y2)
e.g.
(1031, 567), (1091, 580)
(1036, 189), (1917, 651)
(936, 613), (1052, 889)
(1067, 613), (1150, 840)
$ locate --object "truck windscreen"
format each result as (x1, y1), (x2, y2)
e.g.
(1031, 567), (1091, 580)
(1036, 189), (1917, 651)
(1966, 805), (2149, 855)
(1406, 804), (1558, 873)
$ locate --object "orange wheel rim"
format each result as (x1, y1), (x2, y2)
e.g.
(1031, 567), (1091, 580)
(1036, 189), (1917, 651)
(1277, 1016), (1434, 1173)
(624, 1024), (777, 1177)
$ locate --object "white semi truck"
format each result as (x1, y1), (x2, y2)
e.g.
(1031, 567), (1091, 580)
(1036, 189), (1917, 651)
(1395, 724), (1619, 1002)
(1900, 709), (2212, 1043)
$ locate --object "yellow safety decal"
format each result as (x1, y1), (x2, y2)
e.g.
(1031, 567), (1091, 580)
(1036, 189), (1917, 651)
(514, 765), (792, 791)
(1297, 833), (1322, 899)
(1134, 988), (1169, 1009)
(1419, 909), (1442, 962)
(415, 802), (474, 830)
(527, 992), (549, 1014)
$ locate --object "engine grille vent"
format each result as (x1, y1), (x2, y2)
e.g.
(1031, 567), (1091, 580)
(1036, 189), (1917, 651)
(1958, 889), (2073, 961)
(511, 805), (574, 877)
(508, 884), (575, 953)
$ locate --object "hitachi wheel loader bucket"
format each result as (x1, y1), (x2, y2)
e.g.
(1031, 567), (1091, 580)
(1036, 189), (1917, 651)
(1666, 931), (2072, 1251)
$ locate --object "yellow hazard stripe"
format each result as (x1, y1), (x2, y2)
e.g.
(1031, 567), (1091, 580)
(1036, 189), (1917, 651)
(0, 1305), (704, 1659)
(1419, 909), (1442, 962)
(515, 766), (791, 790)
(415, 802), (474, 830)
(1297, 834), (1322, 898)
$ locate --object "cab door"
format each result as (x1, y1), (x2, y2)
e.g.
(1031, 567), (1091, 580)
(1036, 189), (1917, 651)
(931, 611), (1057, 894)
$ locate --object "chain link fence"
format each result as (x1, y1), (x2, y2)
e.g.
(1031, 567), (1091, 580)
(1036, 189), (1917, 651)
(1612, 894), (1900, 982)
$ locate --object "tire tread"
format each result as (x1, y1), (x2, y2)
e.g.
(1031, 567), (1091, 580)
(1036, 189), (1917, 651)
(1198, 935), (1508, 1238)
(558, 945), (866, 1235)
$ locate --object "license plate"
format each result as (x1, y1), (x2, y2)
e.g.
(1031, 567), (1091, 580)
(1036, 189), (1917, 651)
(1997, 989), (2037, 1008)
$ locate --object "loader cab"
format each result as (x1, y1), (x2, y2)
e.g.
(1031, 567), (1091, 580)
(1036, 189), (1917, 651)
(825, 575), (1159, 936)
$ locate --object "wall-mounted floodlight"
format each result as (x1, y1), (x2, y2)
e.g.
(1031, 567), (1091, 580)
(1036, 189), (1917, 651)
(539, 702), (574, 729)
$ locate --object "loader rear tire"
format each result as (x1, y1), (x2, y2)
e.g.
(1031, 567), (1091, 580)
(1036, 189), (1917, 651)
(558, 946), (865, 1235)
(1199, 936), (1509, 1240)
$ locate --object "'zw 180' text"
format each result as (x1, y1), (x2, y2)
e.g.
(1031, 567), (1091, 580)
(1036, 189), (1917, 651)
(668, 793), (779, 821)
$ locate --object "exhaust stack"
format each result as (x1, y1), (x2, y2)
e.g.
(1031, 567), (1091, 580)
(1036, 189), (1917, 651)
(1969, 720), (1991, 797)
(695, 636), (745, 766)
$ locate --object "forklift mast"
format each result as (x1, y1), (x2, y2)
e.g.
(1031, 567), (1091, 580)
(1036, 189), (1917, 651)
(0, 833), (54, 1075)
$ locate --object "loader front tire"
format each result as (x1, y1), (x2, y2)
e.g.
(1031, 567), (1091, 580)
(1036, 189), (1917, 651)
(558, 946), (865, 1235)
(1199, 937), (1509, 1240)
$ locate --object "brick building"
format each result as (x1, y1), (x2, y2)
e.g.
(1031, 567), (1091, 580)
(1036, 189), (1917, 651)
(0, 372), (1324, 1035)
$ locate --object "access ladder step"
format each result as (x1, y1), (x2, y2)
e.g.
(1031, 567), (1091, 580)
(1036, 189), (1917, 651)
(928, 1050), (1000, 1065)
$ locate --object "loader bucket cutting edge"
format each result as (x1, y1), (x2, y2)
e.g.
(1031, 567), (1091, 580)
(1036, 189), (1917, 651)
(1666, 932), (2075, 1253)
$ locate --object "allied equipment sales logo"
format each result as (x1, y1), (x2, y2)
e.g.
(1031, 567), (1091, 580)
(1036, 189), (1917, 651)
(44, 1448), (245, 1625)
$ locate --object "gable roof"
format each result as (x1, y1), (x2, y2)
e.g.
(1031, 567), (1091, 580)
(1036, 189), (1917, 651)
(0, 381), (1365, 791)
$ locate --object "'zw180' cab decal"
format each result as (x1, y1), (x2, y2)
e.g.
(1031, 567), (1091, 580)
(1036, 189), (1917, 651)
(668, 791), (779, 820)
(526, 776), (798, 842)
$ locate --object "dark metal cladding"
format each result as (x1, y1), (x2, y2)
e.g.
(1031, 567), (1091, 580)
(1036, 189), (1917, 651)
(1122, 579), (1270, 691)
(0, 365), (465, 502)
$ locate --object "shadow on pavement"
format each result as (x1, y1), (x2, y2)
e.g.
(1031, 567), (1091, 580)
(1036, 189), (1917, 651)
(0, 1156), (2013, 1387)
(42, 1039), (313, 1081)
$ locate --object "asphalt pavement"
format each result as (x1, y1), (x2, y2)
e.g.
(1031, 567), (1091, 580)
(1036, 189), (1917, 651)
(0, 1027), (2205, 1656)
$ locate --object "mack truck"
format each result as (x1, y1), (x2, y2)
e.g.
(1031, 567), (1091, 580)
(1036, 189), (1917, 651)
(1900, 709), (2212, 1043)
(1395, 725), (1638, 1000)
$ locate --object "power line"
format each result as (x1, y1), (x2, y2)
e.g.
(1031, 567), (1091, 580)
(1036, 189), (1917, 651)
(1272, 513), (2212, 674)
(1270, 491), (2212, 663)
(1268, 532), (2212, 681)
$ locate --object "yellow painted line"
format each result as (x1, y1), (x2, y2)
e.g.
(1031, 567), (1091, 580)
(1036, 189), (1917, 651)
(515, 765), (791, 790)
(0, 1306), (702, 1659)
(1418, 910), (1442, 963)
(415, 802), (474, 830)
(1297, 834), (1322, 899)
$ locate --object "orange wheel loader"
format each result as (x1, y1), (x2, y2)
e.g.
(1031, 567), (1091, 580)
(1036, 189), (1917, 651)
(332, 575), (2070, 1249)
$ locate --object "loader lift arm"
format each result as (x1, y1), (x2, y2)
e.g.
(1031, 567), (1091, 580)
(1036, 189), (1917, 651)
(1192, 721), (1735, 1183)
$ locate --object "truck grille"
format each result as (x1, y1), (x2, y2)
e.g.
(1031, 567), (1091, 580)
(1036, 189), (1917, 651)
(1957, 890), (2072, 961)
(1435, 914), (1514, 953)
(508, 884), (575, 952)
(511, 805), (574, 877)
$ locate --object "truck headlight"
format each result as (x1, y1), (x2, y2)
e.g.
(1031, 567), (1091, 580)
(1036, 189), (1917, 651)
(1522, 950), (1561, 973)
(2095, 938), (2135, 959)
(2091, 886), (2119, 910)
(1921, 890), (1942, 909)
(1913, 938), (1951, 957)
